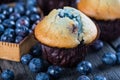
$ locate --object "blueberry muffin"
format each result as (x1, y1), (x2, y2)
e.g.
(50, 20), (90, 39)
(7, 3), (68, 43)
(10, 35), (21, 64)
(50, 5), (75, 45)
(35, 7), (99, 67)
(77, 0), (120, 41)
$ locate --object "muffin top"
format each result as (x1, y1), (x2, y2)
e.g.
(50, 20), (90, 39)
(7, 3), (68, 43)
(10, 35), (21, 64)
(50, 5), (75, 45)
(35, 7), (98, 48)
(77, 0), (120, 20)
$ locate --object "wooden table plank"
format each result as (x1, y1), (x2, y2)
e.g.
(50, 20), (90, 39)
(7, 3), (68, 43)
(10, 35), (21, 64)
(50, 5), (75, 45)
(92, 71), (120, 80)
(0, 60), (34, 80)
(59, 68), (79, 80)
(114, 68), (120, 79)
(23, 65), (37, 80)
(15, 63), (34, 80)
(110, 37), (120, 49)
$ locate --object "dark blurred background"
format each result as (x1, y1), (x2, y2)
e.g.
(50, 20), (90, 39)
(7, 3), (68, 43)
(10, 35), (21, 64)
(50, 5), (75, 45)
(0, 0), (76, 15)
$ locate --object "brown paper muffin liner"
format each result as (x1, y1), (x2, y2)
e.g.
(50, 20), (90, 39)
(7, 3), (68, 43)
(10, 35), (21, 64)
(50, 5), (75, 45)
(42, 44), (87, 67)
(93, 19), (120, 41)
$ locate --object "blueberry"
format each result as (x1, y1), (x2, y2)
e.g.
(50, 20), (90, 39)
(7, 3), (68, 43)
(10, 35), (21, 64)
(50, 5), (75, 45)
(2, 7), (13, 17)
(1, 69), (14, 80)
(102, 52), (117, 65)
(7, 7), (14, 14)
(116, 44), (120, 52)
(76, 61), (92, 75)
(2, 7), (13, 16)
(3, 19), (15, 28)
(15, 36), (23, 43)
(25, 10), (31, 16)
(36, 72), (50, 80)
(26, 0), (37, 6)
(16, 18), (30, 28)
(29, 29), (33, 34)
(31, 23), (37, 30)
(1, 34), (14, 42)
(0, 4), (8, 13)
(0, 24), (4, 35)
(21, 54), (33, 65)
(29, 58), (43, 73)
(30, 43), (42, 57)
(15, 26), (29, 37)
(21, 16), (30, 22)
(47, 65), (63, 78)
(26, 7), (38, 16)
(0, 14), (5, 20)
(0, 34), (7, 42)
(9, 12), (21, 21)
(94, 75), (107, 80)
(77, 75), (90, 80)
(2, 10), (9, 16)
(14, 3), (25, 14)
(91, 40), (104, 51)
(30, 14), (40, 23)
(116, 52), (120, 64)
(4, 28), (15, 36)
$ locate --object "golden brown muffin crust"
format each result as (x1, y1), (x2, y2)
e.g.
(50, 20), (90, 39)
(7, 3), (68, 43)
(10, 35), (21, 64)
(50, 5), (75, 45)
(77, 0), (120, 20)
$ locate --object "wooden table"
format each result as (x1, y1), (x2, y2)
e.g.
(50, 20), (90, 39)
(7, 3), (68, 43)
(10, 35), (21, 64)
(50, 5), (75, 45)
(0, 37), (120, 80)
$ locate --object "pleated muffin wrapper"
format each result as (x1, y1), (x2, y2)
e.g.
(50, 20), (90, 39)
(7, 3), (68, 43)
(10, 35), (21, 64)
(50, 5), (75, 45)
(41, 44), (87, 67)
(92, 19), (120, 41)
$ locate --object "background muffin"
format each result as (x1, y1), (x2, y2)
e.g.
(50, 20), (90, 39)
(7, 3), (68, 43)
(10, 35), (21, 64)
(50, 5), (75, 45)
(77, 0), (120, 41)
(35, 7), (99, 67)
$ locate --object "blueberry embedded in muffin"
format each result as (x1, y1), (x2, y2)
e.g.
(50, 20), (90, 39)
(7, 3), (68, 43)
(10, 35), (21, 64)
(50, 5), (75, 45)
(34, 7), (99, 67)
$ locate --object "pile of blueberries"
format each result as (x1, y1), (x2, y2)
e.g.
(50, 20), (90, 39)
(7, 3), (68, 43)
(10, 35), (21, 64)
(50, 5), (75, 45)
(0, 69), (14, 80)
(20, 43), (64, 80)
(0, 0), (41, 43)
